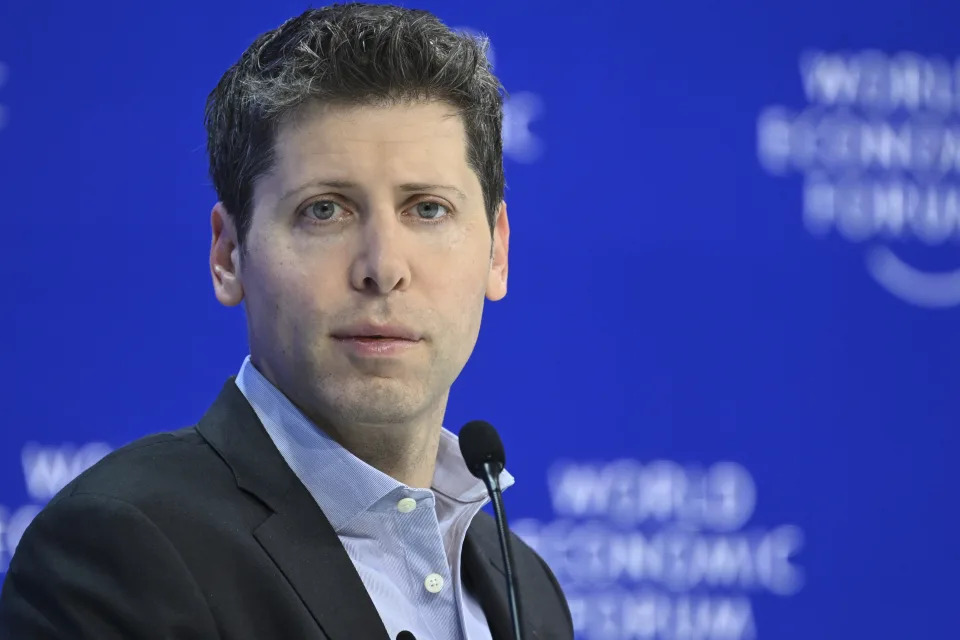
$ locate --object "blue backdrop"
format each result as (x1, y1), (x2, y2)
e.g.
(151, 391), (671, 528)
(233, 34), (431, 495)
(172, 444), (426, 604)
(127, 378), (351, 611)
(2, 1), (959, 638)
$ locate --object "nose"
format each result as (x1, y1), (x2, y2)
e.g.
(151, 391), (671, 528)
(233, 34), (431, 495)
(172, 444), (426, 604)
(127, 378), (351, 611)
(348, 210), (412, 295)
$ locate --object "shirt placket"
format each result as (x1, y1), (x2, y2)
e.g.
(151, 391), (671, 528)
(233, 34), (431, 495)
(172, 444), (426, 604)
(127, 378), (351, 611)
(390, 489), (464, 640)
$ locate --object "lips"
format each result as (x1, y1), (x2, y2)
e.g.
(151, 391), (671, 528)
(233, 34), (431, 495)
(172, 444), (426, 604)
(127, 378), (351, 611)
(331, 323), (423, 358)
(331, 323), (422, 342)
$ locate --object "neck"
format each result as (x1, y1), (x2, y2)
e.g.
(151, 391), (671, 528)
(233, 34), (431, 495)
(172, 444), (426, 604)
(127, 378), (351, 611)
(334, 420), (441, 488)
(313, 397), (448, 489)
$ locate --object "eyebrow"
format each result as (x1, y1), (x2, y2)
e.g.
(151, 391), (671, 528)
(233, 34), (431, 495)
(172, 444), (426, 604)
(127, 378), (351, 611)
(279, 180), (468, 203)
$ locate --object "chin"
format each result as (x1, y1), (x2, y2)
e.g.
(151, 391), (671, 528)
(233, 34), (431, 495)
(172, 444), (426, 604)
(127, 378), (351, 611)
(323, 378), (427, 425)
(334, 399), (424, 426)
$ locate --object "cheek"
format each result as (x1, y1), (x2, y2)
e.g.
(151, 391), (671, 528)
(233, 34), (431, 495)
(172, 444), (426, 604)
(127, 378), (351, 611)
(428, 252), (490, 331)
(244, 238), (333, 320)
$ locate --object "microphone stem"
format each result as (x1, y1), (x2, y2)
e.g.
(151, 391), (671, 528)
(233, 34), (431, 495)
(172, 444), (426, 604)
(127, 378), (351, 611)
(480, 461), (523, 640)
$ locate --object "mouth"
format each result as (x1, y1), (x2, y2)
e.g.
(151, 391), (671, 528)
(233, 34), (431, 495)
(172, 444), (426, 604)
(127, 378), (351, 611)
(331, 324), (422, 342)
(331, 332), (422, 357)
(330, 323), (423, 358)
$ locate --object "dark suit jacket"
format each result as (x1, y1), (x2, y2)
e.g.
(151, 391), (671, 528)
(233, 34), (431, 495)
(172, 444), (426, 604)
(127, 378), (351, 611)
(0, 380), (572, 639)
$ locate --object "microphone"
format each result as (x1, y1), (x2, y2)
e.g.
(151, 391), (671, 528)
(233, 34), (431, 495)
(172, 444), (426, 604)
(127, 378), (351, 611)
(459, 420), (523, 640)
(396, 632), (416, 640)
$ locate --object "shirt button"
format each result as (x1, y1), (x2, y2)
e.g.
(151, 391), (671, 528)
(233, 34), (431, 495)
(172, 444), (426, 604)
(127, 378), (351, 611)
(397, 498), (417, 513)
(424, 573), (445, 593)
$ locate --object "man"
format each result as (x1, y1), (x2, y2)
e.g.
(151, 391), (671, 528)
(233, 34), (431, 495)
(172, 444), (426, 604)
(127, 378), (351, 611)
(0, 4), (572, 639)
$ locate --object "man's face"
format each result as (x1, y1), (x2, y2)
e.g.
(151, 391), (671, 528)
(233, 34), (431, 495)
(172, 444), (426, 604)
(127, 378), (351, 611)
(211, 100), (509, 428)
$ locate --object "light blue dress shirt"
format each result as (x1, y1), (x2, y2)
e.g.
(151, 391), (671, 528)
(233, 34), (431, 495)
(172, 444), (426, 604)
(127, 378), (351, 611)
(235, 356), (515, 640)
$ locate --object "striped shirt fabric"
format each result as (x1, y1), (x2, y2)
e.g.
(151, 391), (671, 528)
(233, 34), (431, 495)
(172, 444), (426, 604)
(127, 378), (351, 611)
(235, 356), (515, 640)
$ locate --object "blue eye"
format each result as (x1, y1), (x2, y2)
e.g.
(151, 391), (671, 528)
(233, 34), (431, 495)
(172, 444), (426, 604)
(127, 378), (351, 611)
(305, 200), (343, 221)
(414, 201), (449, 220)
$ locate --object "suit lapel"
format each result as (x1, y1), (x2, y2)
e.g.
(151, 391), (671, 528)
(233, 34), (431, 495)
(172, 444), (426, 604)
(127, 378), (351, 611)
(462, 524), (513, 640)
(253, 480), (391, 640)
(197, 380), (389, 640)
(463, 517), (547, 640)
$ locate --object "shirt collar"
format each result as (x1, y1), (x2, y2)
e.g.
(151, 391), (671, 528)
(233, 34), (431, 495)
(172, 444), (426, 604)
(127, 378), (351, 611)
(234, 356), (514, 532)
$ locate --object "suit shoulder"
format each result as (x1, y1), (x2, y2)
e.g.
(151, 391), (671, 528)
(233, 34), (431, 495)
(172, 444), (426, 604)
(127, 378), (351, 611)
(470, 509), (546, 570)
(471, 510), (530, 546)
(52, 426), (231, 510)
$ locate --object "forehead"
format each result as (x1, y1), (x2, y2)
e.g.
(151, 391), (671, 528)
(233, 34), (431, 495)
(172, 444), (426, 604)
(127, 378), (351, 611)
(264, 100), (479, 196)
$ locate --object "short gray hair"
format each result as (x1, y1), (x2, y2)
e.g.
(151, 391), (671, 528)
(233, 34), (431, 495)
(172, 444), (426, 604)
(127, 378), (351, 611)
(204, 3), (506, 249)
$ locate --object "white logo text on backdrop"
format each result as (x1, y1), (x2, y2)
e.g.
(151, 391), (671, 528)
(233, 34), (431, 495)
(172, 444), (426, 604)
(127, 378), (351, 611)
(513, 459), (804, 640)
(758, 50), (960, 307)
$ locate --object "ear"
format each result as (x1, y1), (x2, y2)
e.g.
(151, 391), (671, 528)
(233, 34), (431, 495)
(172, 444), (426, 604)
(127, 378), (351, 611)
(210, 202), (244, 307)
(486, 201), (510, 302)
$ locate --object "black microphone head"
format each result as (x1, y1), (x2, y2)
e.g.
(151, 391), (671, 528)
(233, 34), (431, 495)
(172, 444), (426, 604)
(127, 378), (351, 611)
(459, 420), (506, 478)
(396, 632), (417, 640)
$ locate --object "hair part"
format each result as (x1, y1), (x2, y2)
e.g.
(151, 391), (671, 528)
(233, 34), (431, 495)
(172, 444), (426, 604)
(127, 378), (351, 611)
(204, 3), (506, 250)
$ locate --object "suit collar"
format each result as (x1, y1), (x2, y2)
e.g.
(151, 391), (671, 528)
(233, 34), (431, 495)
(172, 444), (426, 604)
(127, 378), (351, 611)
(195, 378), (291, 509)
(197, 379), (391, 640)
